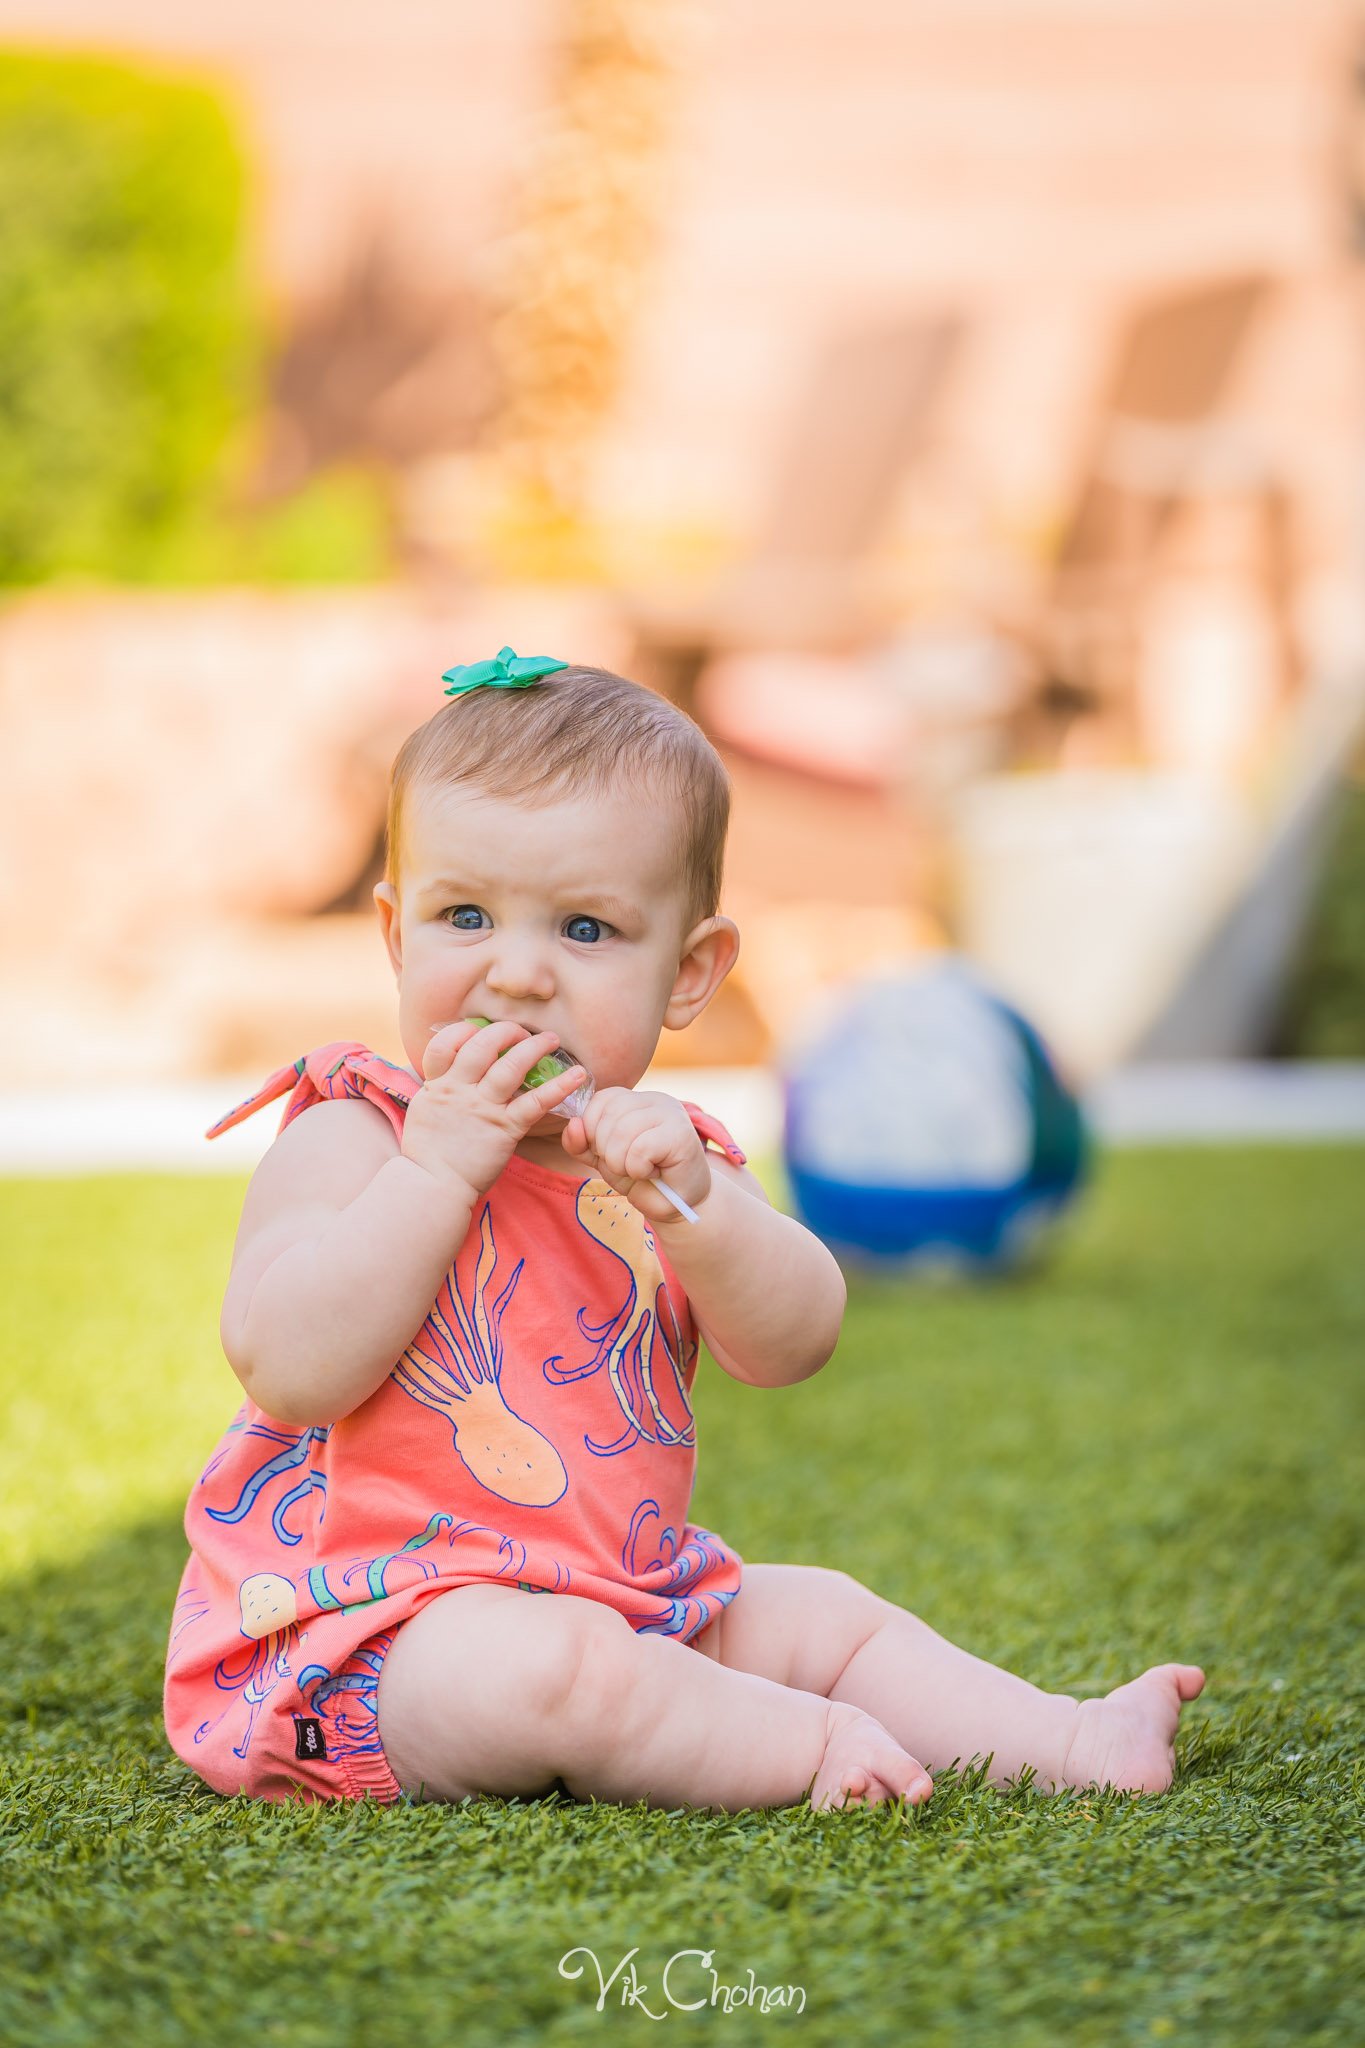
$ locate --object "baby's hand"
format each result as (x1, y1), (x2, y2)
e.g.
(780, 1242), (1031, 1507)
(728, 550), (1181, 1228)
(561, 1088), (711, 1225)
(403, 1020), (587, 1206)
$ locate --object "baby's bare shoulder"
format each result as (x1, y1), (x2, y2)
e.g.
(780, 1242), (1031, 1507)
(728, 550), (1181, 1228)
(232, 1097), (400, 1264)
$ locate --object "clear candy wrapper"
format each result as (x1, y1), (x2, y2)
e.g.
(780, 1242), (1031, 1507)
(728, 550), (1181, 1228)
(521, 1043), (595, 1123)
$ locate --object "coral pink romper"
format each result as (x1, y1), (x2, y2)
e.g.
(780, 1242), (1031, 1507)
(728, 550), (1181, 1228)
(164, 1043), (746, 1804)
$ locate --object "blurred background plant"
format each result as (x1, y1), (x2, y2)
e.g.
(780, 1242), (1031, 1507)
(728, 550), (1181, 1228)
(0, 50), (391, 585)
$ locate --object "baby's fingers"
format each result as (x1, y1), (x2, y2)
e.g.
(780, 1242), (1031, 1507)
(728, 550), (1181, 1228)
(591, 1104), (695, 1183)
(513, 1062), (588, 1125)
(422, 1018), (483, 1082)
(623, 1125), (689, 1181)
(480, 1030), (562, 1105)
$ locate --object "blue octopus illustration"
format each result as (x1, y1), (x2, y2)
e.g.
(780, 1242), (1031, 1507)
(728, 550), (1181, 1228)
(201, 1419), (330, 1545)
(543, 1183), (696, 1456)
(618, 1498), (737, 1640)
(297, 1632), (395, 1763)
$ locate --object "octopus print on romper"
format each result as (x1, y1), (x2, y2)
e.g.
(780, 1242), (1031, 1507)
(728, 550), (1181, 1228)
(163, 1044), (745, 1802)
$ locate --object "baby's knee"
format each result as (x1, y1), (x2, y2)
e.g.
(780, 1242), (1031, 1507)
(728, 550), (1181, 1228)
(804, 1565), (889, 1627)
(535, 1597), (638, 1733)
(376, 1588), (638, 1802)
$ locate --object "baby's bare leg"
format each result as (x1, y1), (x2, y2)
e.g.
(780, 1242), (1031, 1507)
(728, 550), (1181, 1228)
(713, 1565), (1204, 1794)
(375, 1584), (931, 1811)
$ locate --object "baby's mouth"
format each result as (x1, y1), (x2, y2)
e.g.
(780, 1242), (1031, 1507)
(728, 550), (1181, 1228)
(474, 1016), (582, 1060)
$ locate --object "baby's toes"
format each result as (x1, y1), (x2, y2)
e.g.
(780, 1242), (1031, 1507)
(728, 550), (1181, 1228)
(810, 1705), (933, 1812)
(837, 1766), (872, 1809)
(899, 1767), (934, 1807)
(1142, 1663), (1207, 1737)
(1170, 1664), (1206, 1703)
(871, 1742), (933, 1808)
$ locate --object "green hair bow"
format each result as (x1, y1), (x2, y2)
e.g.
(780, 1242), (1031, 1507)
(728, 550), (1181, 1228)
(441, 646), (568, 697)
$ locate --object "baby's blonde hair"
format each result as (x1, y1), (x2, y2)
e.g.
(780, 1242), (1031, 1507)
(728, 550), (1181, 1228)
(385, 665), (731, 931)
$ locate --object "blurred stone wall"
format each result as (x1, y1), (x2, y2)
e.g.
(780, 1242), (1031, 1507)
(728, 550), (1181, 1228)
(0, 589), (630, 1081)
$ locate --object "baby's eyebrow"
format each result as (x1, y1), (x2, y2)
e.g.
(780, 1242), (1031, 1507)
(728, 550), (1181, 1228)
(575, 893), (644, 926)
(421, 876), (487, 897)
(417, 877), (644, 924)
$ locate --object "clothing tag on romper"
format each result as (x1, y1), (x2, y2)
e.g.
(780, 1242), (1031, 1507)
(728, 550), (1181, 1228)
(293, 1716), (327, 1762)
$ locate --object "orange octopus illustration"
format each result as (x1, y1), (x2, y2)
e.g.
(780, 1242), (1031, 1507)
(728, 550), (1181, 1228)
(396, 1205), (569, 1507)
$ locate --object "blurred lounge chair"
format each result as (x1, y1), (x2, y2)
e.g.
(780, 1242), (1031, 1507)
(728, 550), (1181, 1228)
(1012, 272), (1297, 761)
(1131, 667), (1365, 1059)
(954, 664), (1365, 1076)
(627, 312), (964, 715)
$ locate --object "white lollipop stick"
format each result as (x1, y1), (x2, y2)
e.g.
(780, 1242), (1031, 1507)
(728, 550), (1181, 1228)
(645, 1175), (701, 1225)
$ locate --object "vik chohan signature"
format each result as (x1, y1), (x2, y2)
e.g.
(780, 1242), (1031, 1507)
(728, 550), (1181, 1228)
(559, 1946), (807, 2017)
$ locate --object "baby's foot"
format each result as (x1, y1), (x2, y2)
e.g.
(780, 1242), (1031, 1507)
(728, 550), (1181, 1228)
(1060, 1663), (1205, 1795)
(809, 1702), (933, 1813)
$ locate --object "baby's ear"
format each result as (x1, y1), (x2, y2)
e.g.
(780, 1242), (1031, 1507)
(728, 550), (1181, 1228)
(373, 881), (403, 980)
(664, 915), (740, 1031)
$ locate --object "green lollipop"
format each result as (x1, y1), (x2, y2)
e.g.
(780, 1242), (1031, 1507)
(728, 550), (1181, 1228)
(458, 1018), (699, 1222)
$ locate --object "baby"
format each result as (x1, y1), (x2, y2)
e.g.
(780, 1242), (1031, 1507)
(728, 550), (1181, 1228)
(164, 655), (1204, 1812)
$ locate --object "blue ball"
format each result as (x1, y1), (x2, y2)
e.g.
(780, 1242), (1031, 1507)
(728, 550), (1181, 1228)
(782, 960), (1088, 1272)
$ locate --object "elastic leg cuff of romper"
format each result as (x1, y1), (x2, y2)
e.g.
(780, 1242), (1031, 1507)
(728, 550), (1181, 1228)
(337, 1743), (405, 1805)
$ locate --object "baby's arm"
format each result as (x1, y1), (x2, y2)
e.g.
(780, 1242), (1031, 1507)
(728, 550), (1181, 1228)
(562, 1092), (845, 1386)
(222, 1021), (587, 1426)
(220, 1101), (472, 1426)
(656, 1162), (846, 1386)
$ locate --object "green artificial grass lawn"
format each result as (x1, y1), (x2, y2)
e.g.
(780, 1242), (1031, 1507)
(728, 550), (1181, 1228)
(1, 1148), (1362, 2046)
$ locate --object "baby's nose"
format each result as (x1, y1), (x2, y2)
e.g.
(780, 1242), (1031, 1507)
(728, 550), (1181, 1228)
(484, 937), (555, 1002)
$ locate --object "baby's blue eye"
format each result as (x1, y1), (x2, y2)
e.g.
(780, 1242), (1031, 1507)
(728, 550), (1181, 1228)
(564, 915), (607, 944)
(447, 905), (489, 931)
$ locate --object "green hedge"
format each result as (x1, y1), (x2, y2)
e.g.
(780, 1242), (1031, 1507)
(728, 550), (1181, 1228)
(0, 51), (254, 582)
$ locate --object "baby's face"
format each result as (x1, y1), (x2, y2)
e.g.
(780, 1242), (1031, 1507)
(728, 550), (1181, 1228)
(377, 777), (697, 1132)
